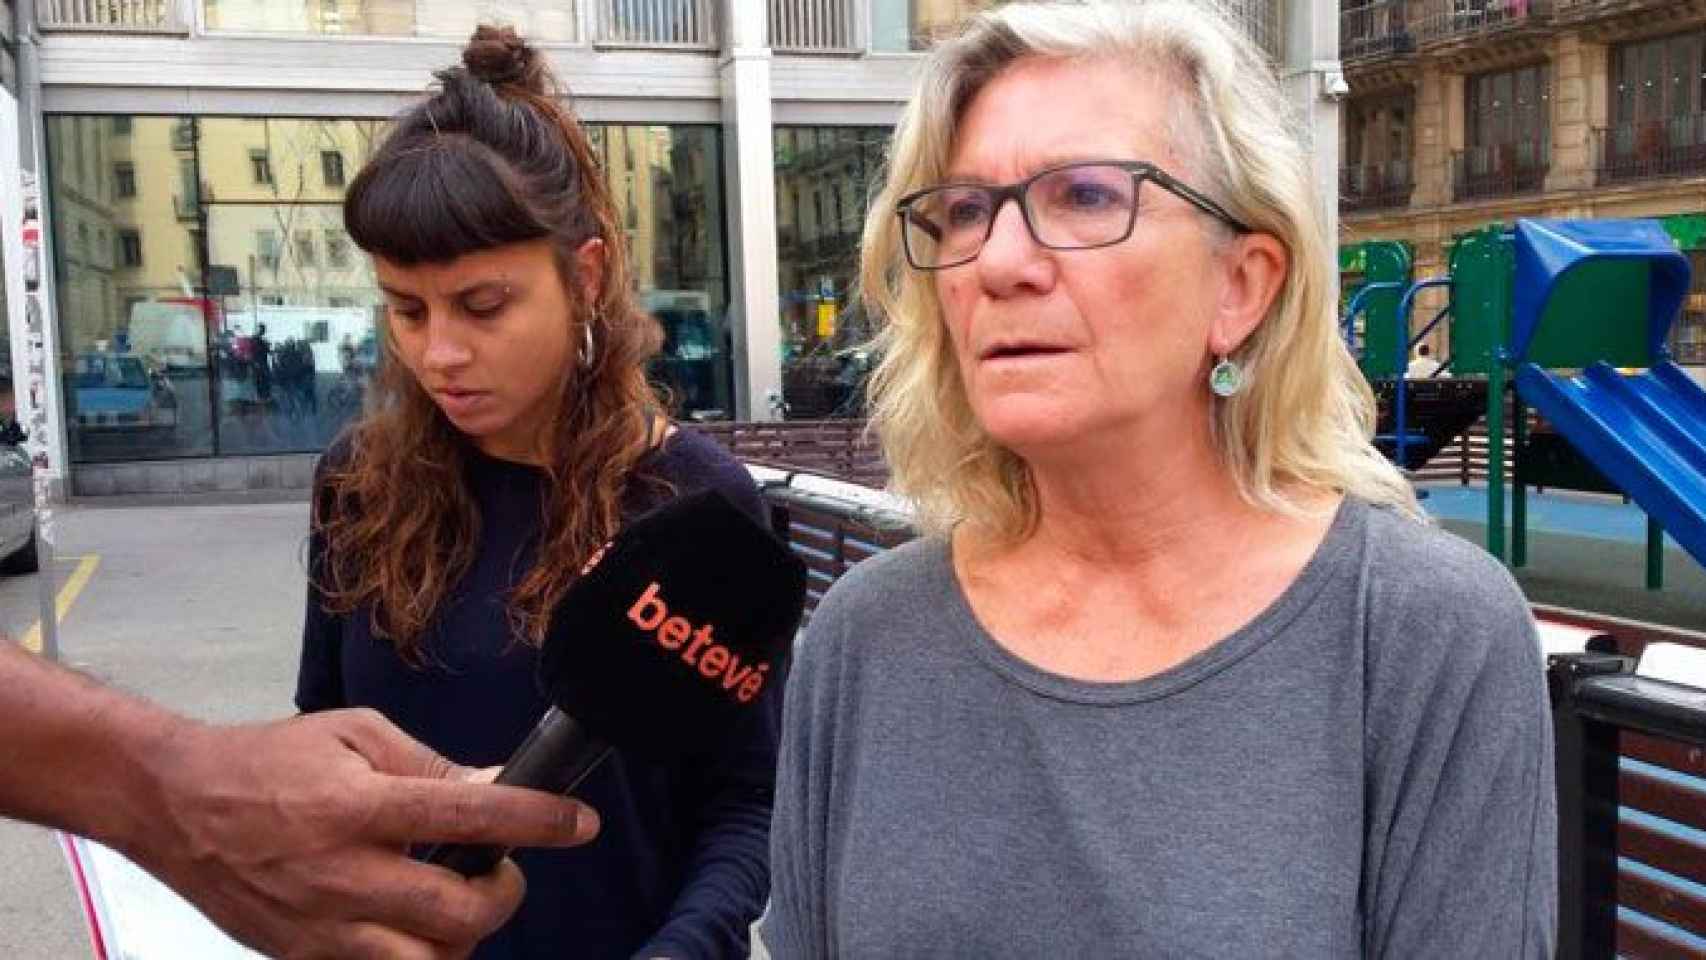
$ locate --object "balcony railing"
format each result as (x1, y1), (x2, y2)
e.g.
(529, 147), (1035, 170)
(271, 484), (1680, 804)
(1412, 0), (1552, 46)
(1451, 142), (1549, 201)
(1341, 0), (1415, 62)
(38, 0), (187, 33)
(1340, 161), (1416, 212)
(1552, 0), (1670, 23)
(1595, 115), (1706, 185)
(592, 0), (718, 49)
(771, 0), (859, 53)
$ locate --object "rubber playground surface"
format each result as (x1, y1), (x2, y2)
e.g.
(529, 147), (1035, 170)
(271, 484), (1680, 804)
(1420, 482), (1706, 632)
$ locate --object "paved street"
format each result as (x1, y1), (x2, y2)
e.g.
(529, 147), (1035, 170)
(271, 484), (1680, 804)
(0, 498), (310, 958)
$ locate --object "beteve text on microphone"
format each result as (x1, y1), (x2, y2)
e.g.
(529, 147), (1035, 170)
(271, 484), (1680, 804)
(627, 581), (771, 703)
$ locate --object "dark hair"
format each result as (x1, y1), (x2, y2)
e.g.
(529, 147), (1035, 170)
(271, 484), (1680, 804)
(321, 25), (665, 660)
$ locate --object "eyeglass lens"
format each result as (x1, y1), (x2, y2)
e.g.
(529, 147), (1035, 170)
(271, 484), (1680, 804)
(902, 163), (1139, 268)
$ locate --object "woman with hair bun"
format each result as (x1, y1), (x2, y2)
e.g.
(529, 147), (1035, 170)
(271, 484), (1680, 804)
(297, 25), (777, 959)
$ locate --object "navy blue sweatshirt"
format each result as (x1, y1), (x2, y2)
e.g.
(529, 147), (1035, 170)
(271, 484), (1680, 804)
(296, 428), (779, 959)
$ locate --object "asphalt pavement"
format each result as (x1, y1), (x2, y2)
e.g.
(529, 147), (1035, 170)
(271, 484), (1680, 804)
(0, 499), (311, 959)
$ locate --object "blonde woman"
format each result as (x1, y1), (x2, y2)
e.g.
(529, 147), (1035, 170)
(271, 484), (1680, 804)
(762, 2), (1555, 956)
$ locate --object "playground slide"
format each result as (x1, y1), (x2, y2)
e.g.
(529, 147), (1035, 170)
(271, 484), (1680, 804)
(1513, 361), (1706, 567)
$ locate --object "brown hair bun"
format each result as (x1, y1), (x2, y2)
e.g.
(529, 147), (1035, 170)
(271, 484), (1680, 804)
(463, 24), (538, 90)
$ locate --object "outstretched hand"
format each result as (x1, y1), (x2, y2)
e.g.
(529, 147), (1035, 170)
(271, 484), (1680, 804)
(129, 707), (600, 960)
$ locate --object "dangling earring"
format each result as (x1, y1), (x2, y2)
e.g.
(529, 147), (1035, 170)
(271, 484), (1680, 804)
(581, 315), (597, 371)
(1209, 354), (1244, 397)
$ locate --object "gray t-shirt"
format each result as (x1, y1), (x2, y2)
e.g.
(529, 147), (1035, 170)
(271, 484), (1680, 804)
(761, 497), (1555, 958)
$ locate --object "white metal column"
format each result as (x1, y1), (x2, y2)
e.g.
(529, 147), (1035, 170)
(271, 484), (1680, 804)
(719, 0), (782, 421)
(1282, 0), (1343, 250)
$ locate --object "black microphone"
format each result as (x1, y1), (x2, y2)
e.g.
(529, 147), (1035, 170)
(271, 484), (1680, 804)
(421, 488), (808, 877)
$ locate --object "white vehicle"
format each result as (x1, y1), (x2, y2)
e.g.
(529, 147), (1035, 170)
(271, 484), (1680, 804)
(127, 301), (210, 373)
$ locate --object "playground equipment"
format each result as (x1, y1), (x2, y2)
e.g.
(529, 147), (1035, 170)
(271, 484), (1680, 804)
(1341, 241), (1489, 473)
(1343, 219), (1706, 586)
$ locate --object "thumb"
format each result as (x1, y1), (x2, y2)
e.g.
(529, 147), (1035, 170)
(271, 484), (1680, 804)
(461, 766), (502, 785)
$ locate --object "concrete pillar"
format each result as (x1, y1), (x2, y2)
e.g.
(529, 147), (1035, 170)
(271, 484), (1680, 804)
(1413, 61), (1450, 207)
(1548, 31), (1597, 193)
(7, 0), (69, 495)
(719, 0), (782, 421)
(1281, 0), (1342, 251)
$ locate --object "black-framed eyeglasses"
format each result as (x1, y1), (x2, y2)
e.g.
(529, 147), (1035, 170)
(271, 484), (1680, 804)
(895, 160), (1251, 271)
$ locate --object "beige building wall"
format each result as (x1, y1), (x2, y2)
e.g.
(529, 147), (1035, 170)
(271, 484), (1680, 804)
(197, 118), (384, 306)
(1342, 6), (1706, 352)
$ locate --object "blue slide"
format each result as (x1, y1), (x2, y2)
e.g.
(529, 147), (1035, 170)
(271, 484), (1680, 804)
(1514, 360), (1706, 567)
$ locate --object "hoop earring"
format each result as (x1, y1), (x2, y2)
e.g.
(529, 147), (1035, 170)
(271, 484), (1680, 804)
(581, 316), (597, 371)
(1209, 355), (1244, 398)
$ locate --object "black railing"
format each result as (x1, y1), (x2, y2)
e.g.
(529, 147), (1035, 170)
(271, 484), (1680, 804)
(1595, 115), (1706, 185)
(1549, 651), (1706, 957)
(1341, 0), (1415, 61)
(1452, 143), (1549, 201)
(1413, 0), (1553, 45)
(1340, 161), (1416, 212)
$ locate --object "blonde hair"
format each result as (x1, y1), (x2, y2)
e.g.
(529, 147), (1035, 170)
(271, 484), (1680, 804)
(863, 0), (1419, 538)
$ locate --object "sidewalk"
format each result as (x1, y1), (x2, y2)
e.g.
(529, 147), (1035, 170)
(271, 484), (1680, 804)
(1419, 482), (1706, 632)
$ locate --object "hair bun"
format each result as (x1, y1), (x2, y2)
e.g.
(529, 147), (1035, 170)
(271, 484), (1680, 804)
(463, 24), (536, 88)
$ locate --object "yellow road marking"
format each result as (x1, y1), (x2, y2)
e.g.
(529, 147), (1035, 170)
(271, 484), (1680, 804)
(21, 554), (101, 655)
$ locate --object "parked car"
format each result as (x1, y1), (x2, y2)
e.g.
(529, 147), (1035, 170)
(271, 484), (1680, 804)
(0, 440), (37, 575)
(69, 353), (179, 434)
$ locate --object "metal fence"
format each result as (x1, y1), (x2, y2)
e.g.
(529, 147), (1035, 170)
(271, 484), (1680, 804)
(1412, 0), (1552, 45)
(1595, 115), (1706, 186)
(770, 0), (859, 52)
(1341, 161), (1416, 212)
(1550, 649), (1706, 958)
(592, 0), (717, 48)
(38, 0), (186, 32)
(1452, 143), (1550, 201)
(1341, 0), (1415, 60)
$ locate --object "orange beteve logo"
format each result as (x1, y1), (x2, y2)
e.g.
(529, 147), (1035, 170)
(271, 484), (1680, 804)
(626, 582), (771, 704)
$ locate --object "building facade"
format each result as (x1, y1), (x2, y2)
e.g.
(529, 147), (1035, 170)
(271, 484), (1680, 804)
(1339, 0), (1706, 365)
(3, 0), (1303, 497)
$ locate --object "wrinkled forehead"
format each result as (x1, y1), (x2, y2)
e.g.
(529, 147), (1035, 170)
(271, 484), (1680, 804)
(944, 55), (1199, 183)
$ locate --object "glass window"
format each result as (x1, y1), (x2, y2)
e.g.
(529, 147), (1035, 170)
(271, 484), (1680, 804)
(52, 116), (728, 460)
(114, 162), (137, 198)
(1609, 29), (1706, 158)
(1677, 249), (1706, 365)
(321, 149), (345, 187)
(326, 229), (351, 268)
(118, 230), (143, 268)
(49, 117), (216, 462)
(772, 125), (889, 418)
(870, 0), (1016, 51)
(585, 124), (732, 421)
(202, 0), (577, 42)
(49, 116), (392, 462)
(200, 117), (389, 455)
(1466, 63), (1551, 172)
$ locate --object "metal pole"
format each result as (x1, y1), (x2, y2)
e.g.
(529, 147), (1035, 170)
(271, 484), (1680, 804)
(1512, 394), (1527, 568)
(1547, 653), (1626, 960)
(14, 0), (59, 660)
(1646, 515), (1664, 591)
